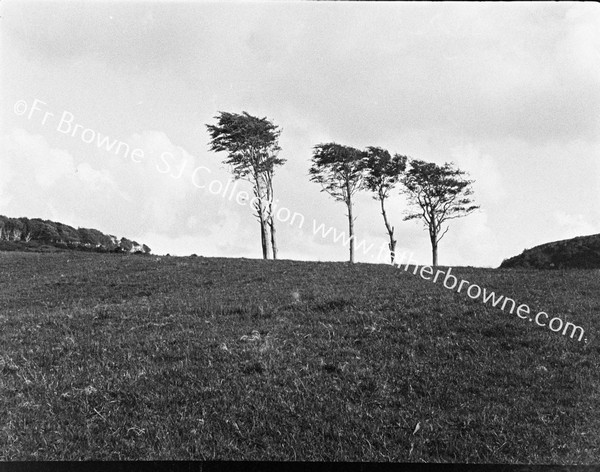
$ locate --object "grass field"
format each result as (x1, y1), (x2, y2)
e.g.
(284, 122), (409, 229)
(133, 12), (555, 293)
(1, 251), (599, 462)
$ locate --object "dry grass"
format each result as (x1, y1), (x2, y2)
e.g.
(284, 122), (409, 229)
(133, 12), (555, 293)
(0, 252), (599, 462)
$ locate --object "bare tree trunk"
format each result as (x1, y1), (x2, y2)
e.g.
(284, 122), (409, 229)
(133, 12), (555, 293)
(269, 216), (277, 260)
(254, 181), (272, 260)
(379, 197), (396, 264)
(430, 230), (438, 267)
(261, 213), (272, 260)
(254, 189), (267, 259)
(347, 197), (355, 264)
(265, 172), (277, 260)
(260, 219), (268, 259)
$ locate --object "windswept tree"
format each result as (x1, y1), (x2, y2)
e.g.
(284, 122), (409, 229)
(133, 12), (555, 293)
(402, 160), (479, 267)
(206, 111), (284, 259)
(309, 143), (364, 263)
(361, 147), (407, 264)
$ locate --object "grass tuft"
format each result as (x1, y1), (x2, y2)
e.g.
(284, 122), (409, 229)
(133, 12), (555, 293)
(0, 252), (598, 462)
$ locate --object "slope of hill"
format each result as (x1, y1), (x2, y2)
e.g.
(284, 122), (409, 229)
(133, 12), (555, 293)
(0, 215), (151, 254)
(500, 233), (600, 269)
(0, 253), (598, 461)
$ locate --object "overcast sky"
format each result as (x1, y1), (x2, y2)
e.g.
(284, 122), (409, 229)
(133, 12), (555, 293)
(1, 1), (599, 266)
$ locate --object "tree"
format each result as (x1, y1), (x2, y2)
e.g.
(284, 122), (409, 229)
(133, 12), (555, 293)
(55, 222), (80, 246)
(35, 222), (61, 243)
(361, 147), (407, 264)
(309, 143), (365, 263)
(4, 218), (26, 241)
(206, 111), (284, 259)
(402, 160), (479, 267)
(120, 237), (133, 252)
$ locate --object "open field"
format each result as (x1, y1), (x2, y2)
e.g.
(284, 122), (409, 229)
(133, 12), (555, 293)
(1, 251), (599, 462)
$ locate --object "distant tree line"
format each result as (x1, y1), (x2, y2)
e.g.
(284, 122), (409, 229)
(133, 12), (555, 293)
(0, 215), (151, 254)
(207, 111), (479, 266)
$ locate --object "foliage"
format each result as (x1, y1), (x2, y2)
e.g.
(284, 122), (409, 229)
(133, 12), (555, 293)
(119, 238), (134, 252)
(361, 147), (408, 200)
(309, 143), (364, 204)
(0, 215), (150, 254)
(206, 111), (284, 180)
(403, 160), (479, 228)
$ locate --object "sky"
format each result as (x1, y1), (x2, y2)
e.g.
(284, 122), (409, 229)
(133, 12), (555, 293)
(1, 1), (599, 267)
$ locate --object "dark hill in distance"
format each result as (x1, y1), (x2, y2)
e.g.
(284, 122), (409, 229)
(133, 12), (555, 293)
(500, 233), (600, 269)
(0, 215), (151, 254)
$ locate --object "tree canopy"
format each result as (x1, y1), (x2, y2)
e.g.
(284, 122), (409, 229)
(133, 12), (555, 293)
(402, 160), (479, 266)
(361, 147), (408, 200)
(309, 143), (364, 203)
(206, 111), (284, 179)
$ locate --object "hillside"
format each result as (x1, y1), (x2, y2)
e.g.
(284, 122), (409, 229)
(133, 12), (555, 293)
(1, 253), (598, 462)
(0, 215), (151, 254)
(500, 233), (600, 269)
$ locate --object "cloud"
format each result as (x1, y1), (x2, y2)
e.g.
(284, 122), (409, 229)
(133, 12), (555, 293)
(3, 129), (77, 188)
(6, 3), (599, 145)
(447, 210), (502, 268)
(450, 143), (507, 204)
(0, 129), (231, 250)
(553, 211), (597, 239)
(75, 162), (114, 190)
(0, 127), (293, 256)
(0, 128), (116, 225)
(2, 2), (599, 262)
(0, 150), (15, 209)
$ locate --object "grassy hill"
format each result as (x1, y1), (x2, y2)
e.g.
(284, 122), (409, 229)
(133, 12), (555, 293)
(500, 233), (600, 269)
(1, 252), (599, 462)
